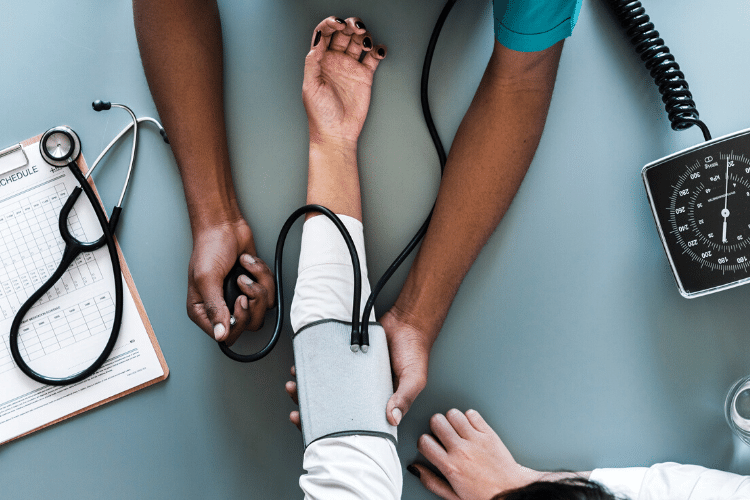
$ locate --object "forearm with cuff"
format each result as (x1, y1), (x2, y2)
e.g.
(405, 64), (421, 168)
(291, 214), (401, 499)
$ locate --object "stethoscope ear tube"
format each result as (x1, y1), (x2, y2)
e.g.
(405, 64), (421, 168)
(219, 205), (362, 362)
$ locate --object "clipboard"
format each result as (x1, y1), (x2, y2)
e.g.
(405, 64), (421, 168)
(0, 133), (169, 445)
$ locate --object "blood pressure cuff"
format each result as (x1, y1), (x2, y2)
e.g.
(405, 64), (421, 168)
(293, 319), (397, 449)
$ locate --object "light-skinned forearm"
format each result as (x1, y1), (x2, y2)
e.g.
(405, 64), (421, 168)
(133, 0), (241, 235)
(307, 140), (362, 222)
(389, 40), (564, 346)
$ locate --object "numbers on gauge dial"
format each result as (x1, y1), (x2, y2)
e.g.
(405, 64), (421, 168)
(669, 152), (750, 271)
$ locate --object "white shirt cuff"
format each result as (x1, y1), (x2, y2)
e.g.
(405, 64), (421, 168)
(590, 467), (647, 499)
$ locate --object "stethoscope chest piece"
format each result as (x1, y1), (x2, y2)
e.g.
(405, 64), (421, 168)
(40, 126), (81, 167)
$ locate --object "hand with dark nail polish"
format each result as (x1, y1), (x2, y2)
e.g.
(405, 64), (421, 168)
(305, 16), (387, 145)
(355, 21), (366, 30)
(407, 464), (421, 478)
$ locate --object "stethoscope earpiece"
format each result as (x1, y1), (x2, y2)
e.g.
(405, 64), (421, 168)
(92, 100), (112, 112)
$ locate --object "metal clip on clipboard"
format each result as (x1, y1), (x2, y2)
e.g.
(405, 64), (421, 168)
(0, 143), (30, 176)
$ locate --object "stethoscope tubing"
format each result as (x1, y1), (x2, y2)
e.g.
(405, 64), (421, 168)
(9, 159), (124, 385)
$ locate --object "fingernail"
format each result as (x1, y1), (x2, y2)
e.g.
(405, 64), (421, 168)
(240, 295), (248, 310)
(377, 48), (385, 57)
(392, 408), (402, 425)
(335, 17), (345, 24)
(242, 254), (256, 265)
(213, 323), (225, 340)
(313, 30), (321, 47)
(363, 37), (372, 49)
(355, 21), (366, 30)
(240, 275), (253, 286)
(407, 464), (420, 478)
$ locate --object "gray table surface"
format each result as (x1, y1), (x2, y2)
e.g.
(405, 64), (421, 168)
(3, 1), (750, 498)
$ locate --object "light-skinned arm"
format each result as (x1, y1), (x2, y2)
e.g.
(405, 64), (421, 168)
(382, 40), (565, 425)
(411, 408), (590, 500)
(411, 410), (750, 500)
(132, 0), (275, 344)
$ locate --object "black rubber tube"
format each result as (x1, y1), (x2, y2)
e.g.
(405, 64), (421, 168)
(219, 205), (362, 362)
(360, 0), (456, 346)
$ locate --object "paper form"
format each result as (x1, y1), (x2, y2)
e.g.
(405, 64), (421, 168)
(0, 140), (165, 445)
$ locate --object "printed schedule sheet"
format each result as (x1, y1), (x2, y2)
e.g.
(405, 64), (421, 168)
(0, 139), (166, 445)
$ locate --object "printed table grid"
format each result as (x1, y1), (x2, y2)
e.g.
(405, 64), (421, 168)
(0, 292), (115, 373)
(0, 336), (13, 375)
(0, 183), (103, 321)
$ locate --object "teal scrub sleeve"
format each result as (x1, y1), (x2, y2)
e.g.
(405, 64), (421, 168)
(493, 0), (583, 52)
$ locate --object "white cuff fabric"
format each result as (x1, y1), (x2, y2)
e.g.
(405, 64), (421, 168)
(291, 214), (375, 332)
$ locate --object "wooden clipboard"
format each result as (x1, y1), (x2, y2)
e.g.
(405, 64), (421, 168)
(0, 133), (169, 445)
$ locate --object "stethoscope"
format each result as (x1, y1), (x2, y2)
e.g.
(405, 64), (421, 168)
(9, 100), (168, 386)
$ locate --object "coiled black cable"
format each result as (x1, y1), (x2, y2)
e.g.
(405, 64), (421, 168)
(359, 0), (456, 348)
(607, 0), (711, 141)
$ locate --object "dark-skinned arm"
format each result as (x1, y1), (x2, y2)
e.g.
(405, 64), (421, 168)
(132, 0), (275, 344)
(381, 40), (564, 425)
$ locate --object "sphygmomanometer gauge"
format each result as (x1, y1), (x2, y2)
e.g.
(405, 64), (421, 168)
(644, 128), (750, 297)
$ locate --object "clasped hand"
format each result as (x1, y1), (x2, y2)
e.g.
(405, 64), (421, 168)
(187, 219), (275, 345)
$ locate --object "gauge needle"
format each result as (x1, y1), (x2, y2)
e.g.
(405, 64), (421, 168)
(723, 157), (731, 243)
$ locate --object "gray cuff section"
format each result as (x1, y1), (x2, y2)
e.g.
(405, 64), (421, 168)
(293, 320), (397, 449)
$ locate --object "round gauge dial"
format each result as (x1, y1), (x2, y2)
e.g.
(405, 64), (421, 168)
(671, 154), (750, 270)
(644, 129), (750, 297)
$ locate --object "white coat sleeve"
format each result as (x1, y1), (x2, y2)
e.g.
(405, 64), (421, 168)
(591, 463), (750, 500)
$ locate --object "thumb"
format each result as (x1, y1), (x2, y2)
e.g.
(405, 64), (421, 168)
(305, 25), (329, 82)
(310, 28), (326, 60)
(386, 367), (427, 426)
(202, 284), (231, 342)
